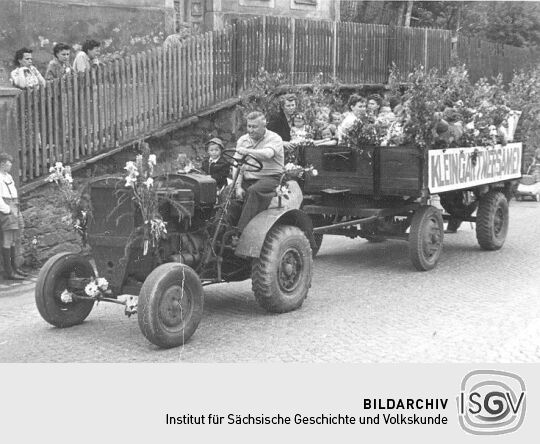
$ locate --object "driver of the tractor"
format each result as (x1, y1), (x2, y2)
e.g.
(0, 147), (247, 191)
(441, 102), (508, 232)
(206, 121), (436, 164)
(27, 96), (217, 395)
(234, 111), (285, 231)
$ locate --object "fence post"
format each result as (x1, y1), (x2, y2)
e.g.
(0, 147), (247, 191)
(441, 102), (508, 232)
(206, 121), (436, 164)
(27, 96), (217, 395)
(332, 20), (338, 80)
(230, 18), (240, 95)
(424, 28), (428, 71)
(387, 25), (396, 83)
(289, 18), (296, 83)
(261, 15), (267, 72)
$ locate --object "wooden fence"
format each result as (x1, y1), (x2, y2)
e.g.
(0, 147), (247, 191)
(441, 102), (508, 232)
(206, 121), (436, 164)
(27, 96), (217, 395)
(13, 16), (539, 186)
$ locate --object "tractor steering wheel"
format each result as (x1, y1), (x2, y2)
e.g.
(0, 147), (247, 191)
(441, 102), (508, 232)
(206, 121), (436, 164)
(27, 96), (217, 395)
(222, 149), (263, 172)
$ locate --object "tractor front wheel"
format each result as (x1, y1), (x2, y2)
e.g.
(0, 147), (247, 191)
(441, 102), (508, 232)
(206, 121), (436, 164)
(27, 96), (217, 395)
(138, 263), (204, 348)
(252, 225), (313, 313)
(35, 252), (95, 328)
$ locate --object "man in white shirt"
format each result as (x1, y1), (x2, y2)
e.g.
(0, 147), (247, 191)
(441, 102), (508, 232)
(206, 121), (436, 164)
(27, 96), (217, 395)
(234, 111), (285, 231)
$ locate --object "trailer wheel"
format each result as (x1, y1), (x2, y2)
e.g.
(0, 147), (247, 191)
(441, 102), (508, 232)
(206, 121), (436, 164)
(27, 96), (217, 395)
(252, 225), (312, 313)
(476, 191), (509, 250)
(138, 263), (204, 348)
(409, 205), (444, 271)
(35, 252), (95, 328)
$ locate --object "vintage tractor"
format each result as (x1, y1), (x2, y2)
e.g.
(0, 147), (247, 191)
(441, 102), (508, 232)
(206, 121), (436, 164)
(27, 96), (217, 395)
(35, 151), (315, 348)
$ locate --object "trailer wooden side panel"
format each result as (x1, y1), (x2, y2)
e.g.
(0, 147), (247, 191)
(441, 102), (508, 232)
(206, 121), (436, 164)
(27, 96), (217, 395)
(302, 144), (423, 197)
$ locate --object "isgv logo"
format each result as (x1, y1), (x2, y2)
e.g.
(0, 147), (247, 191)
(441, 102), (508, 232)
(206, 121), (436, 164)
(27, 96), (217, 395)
(457, 370), (526, 435)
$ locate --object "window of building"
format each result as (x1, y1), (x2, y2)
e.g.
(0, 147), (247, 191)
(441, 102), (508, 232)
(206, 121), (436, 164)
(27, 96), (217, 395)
(239, 0), (276, 8)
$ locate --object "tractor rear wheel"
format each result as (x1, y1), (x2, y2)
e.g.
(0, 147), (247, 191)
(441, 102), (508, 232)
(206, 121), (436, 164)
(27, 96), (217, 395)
(409, 205), (444, 271)
(138, 263), (204, 348)
(476, 191), (509, 250)
(252, 225), (312, 313)
(35, 252), (95, 328)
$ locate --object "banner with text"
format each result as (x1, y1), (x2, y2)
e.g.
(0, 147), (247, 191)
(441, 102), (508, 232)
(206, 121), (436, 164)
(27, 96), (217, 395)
(428, 143), (522, 193)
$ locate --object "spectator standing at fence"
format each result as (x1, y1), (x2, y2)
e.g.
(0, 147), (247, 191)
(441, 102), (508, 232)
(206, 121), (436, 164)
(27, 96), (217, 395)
(0, 152), (27, 280)
(267, 93), (297, 147)
(336, 94), (366, 142)
(164, 23), (192, 50)
(10, 48), (45, 89)
(45, 43), (72, 81)
(73, 40), (101, 74)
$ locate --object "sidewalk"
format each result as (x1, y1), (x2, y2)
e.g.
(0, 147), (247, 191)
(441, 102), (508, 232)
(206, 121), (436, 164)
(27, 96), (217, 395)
(0, 273), (37, 297)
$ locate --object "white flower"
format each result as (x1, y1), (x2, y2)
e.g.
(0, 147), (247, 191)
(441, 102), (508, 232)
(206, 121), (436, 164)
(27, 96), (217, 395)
(144, 177), (154, 189)
(311, 169), (318, 176)
(125, 176), (137, 188)
(96, 277), (109, 291)
(31, 237), (38, 246)
(148, 154), (157, 166)
(150, 218), (167, 238)
(55, 162), (63, 169)
(60, 290), (73, 303)
(285, 162), (298, 171)
(85, 281), (100, 297)
(118, 295), (138, 316)
(275, 185), (291, 197)
(124, 161), (138, 175)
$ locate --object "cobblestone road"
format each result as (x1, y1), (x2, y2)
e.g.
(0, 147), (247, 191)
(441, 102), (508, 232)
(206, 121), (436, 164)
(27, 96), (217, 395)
(1, 200), (540, 363)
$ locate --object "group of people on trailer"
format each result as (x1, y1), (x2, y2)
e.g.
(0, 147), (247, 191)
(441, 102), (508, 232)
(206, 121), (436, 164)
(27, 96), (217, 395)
(266, 91), (403, 147)
(9, 40), (101, 89)
(267, 89), (516, 150)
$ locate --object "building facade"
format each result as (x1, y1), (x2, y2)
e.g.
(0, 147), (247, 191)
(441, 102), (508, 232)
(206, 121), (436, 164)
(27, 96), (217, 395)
(0, 0), (339, 81)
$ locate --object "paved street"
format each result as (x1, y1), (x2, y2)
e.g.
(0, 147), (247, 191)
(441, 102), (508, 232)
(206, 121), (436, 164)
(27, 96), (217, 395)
(1, 200), (540, 363)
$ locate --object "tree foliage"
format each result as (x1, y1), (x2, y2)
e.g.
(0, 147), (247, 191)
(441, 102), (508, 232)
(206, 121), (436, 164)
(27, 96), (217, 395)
(341, 1), (540, 49)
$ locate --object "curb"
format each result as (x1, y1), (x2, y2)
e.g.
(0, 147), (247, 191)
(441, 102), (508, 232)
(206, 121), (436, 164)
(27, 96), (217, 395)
(0, 277), (37, 297)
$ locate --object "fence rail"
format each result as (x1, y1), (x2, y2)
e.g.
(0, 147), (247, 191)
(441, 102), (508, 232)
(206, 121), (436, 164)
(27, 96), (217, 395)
(13, 16), (539, 186)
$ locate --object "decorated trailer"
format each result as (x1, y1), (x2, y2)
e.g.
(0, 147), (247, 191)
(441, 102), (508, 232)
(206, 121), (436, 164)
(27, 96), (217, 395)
(300, 142), (522, 270)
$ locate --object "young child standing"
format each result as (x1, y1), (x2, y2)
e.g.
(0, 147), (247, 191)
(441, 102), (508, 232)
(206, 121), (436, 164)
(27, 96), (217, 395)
(201, 137), (230, 189)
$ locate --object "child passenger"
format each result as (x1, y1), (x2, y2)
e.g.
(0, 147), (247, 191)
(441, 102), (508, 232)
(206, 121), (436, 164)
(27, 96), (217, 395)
(201, 137), (230, 189)
(290, 113), (310, 143)
(314, 125), (338, 146)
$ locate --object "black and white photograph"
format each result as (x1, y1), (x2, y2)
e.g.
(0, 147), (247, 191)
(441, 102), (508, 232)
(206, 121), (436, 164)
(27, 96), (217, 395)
(0, 0), (539, 367)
